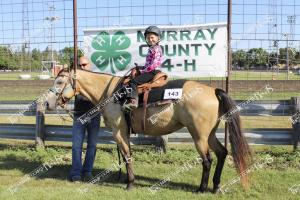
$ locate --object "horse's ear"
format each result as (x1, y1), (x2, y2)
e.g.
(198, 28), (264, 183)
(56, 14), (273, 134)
(62, 63), (70, 72)
(63, 64), (70, 73)
(63, 64), (68, 69)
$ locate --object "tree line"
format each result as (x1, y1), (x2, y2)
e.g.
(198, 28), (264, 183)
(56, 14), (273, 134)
(0, 46), (82, 71)
(0, 46), (299, 71)
(232, 48), (300, 69)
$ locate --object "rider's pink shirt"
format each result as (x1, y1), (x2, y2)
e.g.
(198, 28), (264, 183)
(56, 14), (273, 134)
(140, 45), (163, 74)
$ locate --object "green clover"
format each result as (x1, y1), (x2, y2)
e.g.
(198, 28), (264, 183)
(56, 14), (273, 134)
(91, 31), (131, 74)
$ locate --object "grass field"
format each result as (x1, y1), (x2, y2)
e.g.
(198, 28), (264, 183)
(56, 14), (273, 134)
(0, 115), (292, 129)
(0, 70), (299, 101)
(0, 82), (298, 101)
(230, 91), (300, 101)
(0, 85), (49, 101)
(170, 70), (300, 81)
(1, 71), (300, 81)
(230, 70), (300, 81)
(0, 72), (53, 81)
(0, 91), (297, 101)
(0, 139), (299, 200)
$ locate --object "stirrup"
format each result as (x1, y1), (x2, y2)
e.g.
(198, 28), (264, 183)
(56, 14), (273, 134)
(123, 99), (138, 111)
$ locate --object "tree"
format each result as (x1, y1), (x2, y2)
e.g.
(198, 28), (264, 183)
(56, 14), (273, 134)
(32, 48), (41, 61)
(0, 46), (18, 70)
(59, 47), (83, 68)
(296, 51), (300, 64)
(246, 48), (269, 69)
(0, 46), (84, 71)
(279, 48), (298, 66)
(232, 50), (248, 69)
(268, 52), (279, 68)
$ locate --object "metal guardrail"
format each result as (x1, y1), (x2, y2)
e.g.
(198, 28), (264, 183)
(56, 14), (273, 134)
(0, 100), (294, 116)
(0, 99), (299, 148)
(0, 124), (293, 145)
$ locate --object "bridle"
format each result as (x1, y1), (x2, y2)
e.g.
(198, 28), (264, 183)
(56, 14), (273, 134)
(49, 67), (133, 122)
(49, 69), (77, 120)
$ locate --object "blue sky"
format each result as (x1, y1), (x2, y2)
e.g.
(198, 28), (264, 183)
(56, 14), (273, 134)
(0, 0), (299, 52)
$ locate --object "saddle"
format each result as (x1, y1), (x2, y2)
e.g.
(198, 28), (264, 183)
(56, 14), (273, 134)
(123, 68), (168, 93)
(122, 67), (169, 132)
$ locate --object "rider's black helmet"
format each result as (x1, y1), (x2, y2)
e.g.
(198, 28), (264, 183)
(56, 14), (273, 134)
(144, 26), (162, 38)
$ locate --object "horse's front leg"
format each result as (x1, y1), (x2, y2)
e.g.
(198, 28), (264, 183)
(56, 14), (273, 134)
(103, 103), (135, 190)
(113, 128), (135, 190)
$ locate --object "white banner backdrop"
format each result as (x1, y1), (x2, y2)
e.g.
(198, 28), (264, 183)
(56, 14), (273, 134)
(83, 23), (228, 77)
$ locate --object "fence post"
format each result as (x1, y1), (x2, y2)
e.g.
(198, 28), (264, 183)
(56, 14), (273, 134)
(35, 102), (45, 147)
(291, 97), (300, 151)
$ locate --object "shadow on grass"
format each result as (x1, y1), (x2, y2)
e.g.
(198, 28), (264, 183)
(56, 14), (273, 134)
(0, 141), (201, 192)
(95, 170), (199, 192)
(0, 142), (36, 151)
(0, 155), (198, 192)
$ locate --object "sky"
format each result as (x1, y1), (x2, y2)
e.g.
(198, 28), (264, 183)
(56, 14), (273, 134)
(0, 0), (299, 53)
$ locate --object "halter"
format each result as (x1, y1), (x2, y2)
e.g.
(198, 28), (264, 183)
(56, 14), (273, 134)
(49, 69), (77, 120)
(50, 68), (132, 121)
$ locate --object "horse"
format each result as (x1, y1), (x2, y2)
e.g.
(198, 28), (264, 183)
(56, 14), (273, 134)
(45, 68), (252, 193)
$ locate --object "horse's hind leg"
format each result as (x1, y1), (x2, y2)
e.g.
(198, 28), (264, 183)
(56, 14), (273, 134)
(188, 125), (212, 193)
(199, 150), (212, 193)
(208, 132), (228, 193)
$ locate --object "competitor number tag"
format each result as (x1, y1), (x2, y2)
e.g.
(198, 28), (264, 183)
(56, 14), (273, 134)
(163, 89), (183, 99)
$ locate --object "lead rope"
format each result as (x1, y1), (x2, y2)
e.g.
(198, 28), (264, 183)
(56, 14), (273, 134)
(56, 104), (74, 124)
(114, 68), (135, 181)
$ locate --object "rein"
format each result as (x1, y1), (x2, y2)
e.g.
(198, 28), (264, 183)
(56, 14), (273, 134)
(50, 70), (77, 121)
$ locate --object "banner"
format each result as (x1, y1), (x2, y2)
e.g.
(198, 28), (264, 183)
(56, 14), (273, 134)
(83, 23), (228, 77)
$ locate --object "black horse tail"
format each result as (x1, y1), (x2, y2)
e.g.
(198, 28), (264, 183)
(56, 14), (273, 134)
(215, 88), (253, 188)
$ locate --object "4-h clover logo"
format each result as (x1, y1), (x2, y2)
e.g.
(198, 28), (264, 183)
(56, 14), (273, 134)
(91, 31), (131, 74)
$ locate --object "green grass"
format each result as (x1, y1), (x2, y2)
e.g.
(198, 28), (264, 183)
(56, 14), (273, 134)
(230, 71), (300, 81)
(0, 115), (292, 129)
(0, 115), (106, 127)
(0, 91), (296, 101)
(231, 91), (300, 100)
(0, 84), (298, 101)
(0, 140), (299, 199)
(1, 70), (299, 81)
(170, 71), (300, 81)
(0, 72), (53, 80)
(0, 70), (299, 101)
(0, 85), (50, 101)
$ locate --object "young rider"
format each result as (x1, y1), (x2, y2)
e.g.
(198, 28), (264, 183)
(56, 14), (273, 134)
(124, 26), (163, 110)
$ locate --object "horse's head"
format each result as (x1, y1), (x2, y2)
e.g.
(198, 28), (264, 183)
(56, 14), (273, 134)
(45, 68), (77, 110)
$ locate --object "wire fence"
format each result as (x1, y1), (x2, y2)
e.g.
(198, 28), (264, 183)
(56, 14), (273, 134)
(0, 0), (299, 127)
(0, 1), (299, 69)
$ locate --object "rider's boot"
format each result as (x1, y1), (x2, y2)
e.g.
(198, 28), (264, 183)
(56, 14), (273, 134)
(123, 82), (138, 111)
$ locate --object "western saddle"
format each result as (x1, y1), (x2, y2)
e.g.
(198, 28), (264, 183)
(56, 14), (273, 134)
(123, 67), (168, 131)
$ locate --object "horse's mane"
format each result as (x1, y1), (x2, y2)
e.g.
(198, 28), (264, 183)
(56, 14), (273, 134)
(56, 67), (71, 76)
(79, 68), (123, 77)
(56, 67), (123, 78)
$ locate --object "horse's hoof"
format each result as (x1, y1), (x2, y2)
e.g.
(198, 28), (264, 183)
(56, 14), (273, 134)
(212, 185), (224, 194)
(212, 187), (220, 194)
(126, 183), (134, 191)
(195, 188), (206, 193)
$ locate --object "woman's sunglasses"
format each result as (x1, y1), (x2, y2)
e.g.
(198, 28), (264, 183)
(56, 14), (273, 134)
(79, 63), (88, 67)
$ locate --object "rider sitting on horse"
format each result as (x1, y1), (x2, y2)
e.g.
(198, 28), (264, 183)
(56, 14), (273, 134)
(124, 26), (163, 110)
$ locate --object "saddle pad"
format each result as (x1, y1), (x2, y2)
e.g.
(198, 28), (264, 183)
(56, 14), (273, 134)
(138, 79), (187, 105)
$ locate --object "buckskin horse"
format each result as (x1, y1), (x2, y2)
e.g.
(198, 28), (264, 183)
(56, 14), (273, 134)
(45, 68), (252, 193)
